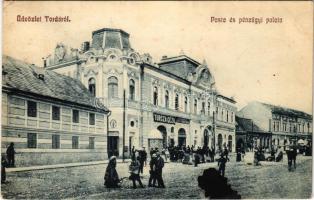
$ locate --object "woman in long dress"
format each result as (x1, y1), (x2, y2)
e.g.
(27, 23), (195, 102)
(104, 156), (120, 188)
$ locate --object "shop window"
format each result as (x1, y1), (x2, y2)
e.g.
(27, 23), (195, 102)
(27, 133), (37, 148)
(72, 136), (79, 149)
(52, 134), (60, 149)
(27, 101), (37, 117)
(52, 106), (60, 121)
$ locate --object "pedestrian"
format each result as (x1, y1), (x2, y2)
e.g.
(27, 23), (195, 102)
(292, 146), (297, 169)
(129, 156), (144, 189)
(218, 154), (228, 177)
(1, 155), (8, 184)
(6, 142), (16, 167)
(148, 154), (157, 187)
(155, 152), (165, 188)
(194, 152), (200, 167)
(143, 147), (147, 166)
(138, 149), (145, 174)
(104, 156), (120, 188)
(287, 148), (294, 171)
(131, 146), (136, 160)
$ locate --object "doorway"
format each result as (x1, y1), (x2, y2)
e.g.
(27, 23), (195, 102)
(157, 125), (167, 148)
(108, 136), (119, 158)
(178, 128), (186, 147)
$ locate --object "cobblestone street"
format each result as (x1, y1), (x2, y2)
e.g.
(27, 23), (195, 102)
(1, 155), (312, 199)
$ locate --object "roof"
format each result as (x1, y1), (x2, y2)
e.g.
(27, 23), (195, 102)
(235, 116), (267, 133)
(261, 102), (312, 120)
(92, 28), (129, 37)
(2, 55), (109, 113)
(158, 55), (200, 66)
(158, 55), (200, 80)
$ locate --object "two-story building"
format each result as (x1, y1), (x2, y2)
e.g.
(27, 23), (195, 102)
(238, 101), (312, 149)
(2, 55), (110, 167)
(44, 28), (237, 157)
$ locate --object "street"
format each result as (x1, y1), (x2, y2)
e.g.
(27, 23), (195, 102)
(1, 155), (312, 199)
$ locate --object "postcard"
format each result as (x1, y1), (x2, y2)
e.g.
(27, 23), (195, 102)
(2, 1), (312, 199)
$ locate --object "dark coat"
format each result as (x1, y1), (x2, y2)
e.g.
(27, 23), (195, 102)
(104, 161), (119, 188)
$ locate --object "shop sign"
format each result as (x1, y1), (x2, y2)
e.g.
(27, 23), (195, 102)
(153, 113), (190, 125)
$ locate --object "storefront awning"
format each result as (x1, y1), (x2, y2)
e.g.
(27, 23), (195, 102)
(148, 129), (163, 139)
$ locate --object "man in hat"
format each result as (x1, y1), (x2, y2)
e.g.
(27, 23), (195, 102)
(155, 152), (165, 188)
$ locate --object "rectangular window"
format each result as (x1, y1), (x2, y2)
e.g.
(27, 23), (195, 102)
(89, 137), (95, 149)
(52, 106), (60, 120)
(226, 111), (229, 122)
(72, 136), (79, 149)
(52, 134), (60, 149)
(72, 110), (79, 123)
(27, 133), (37, 148)
(27, 101), (37, 117)
(231, 112), (234, 123)
(89, 113), (95, 125)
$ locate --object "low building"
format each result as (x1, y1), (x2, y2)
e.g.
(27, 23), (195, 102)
(2, 55), (110, 167)
(43, 27), (237, 155)
(238, 101), (312, 149)
(235, 116), (272, 151)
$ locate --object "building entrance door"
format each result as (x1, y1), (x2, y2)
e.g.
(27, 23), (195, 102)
(178, 128), (186, 147)
(108, 136), (119, 158)
(157, 125), (167, 148)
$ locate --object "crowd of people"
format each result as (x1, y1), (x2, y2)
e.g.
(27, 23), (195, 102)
(104, 147), (165, 189)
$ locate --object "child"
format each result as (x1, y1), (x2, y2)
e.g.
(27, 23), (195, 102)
(129, 156), (144, 189)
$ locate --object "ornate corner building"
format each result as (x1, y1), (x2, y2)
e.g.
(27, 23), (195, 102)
(44, 28), (237, 158)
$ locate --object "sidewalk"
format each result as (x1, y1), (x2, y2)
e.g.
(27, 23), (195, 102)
(6, 159), (131, 173)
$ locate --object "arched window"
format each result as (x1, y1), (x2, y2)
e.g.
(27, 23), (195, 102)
(108, 76), (118, 98)
(165, 90), (169, 108)
(175, 94), (179, 110)
(153, 86), (158, 106)
(129, 79), (135, 100)
(88, 78), (96, 96)
(184, 96), (188, 112)
(194, 99), (198, 114)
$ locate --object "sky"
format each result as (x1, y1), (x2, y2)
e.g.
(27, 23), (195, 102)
(3, 1), (313, 114)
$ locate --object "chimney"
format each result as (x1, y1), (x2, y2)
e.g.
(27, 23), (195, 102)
(162, 55), (168, 60)
(81, 41), (90, 53)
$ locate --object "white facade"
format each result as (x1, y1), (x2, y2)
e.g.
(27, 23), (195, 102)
(45, 28), (237, 157)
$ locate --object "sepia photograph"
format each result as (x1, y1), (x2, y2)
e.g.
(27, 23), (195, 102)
(1, 1), (313, 199)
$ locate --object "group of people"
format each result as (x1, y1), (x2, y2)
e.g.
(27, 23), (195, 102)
(166, 145), (217, 163)
(104, 147), (165, 189)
